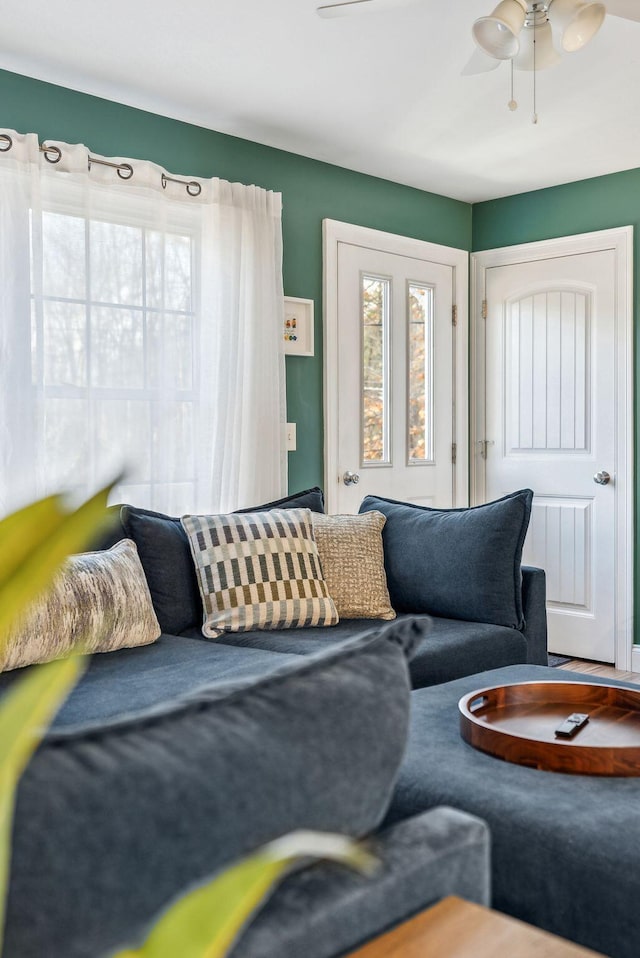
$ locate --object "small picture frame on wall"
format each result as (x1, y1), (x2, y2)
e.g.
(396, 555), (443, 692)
(283, 296), (314, 357)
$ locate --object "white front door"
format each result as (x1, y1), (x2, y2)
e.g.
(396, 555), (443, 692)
(472, 229), (633, 666)
(323, 220), (468, 514)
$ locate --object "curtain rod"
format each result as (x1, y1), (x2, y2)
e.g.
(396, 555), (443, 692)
(0, 132), (202, 197)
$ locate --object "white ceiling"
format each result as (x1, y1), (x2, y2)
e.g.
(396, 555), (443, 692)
(1, 0), (639, 203)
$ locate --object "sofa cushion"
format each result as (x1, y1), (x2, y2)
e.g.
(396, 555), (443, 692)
(181, 509), (338, 638)
(187, 614), (430, 657)
(1, 539), (160, 672)
(230, 808), (490, 958)
(5, 616), (422, 958)
(183, 615), (526, 689)
(235, 487), (325, 515)
(406, 616), (528, 689)
(120, 487), (325, 635)
(0, 636), (301, 728)
(182, 615), (424, 655)
(360, 489), (533, 629)
(120, 504), (200, 635)
(312, 512), (395, 620)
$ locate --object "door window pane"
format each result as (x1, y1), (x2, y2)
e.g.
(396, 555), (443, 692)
(408, 284), (434, 463)
(361, 275), (390, 464)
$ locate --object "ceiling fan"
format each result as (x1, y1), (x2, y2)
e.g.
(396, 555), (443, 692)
(464, 0), (640, 76)
(317, 0), (640, 75)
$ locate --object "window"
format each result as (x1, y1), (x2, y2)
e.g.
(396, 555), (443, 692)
(0, 133), (285, 517)
(30, 208), (199, 510)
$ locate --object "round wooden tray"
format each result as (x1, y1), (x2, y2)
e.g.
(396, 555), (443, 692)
(459, 680), (640, 776)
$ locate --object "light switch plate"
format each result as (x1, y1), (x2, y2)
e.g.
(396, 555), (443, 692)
(286, 422), (297, 451)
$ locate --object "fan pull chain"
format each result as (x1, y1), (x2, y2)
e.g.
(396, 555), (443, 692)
(532, 10), (539, 124)
(508, 59), (518, 112)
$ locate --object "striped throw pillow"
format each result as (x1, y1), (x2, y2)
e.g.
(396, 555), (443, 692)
(181, 508), (339, 637)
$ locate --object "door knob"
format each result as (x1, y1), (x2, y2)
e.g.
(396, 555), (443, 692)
(593, 470), (611, 486)
(342, 470), (360, 486)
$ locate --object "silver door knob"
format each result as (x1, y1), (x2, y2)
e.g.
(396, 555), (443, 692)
(593, 470), (611, 485)
(342, 470), (360, 486)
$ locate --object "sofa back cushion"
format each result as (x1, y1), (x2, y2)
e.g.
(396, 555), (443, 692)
(120, 487), (325, 635)
(6, 615), (422, 958)
(360, 490), (533, 629)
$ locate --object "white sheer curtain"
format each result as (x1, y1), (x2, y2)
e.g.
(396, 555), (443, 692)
(0, 130), (286, 517)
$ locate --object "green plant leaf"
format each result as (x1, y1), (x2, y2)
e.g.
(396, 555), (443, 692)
(0, 654), (87, 940)
(0, 482), (117, 647)
(0, 495), (63, 583)
(0, 773), (16, 958)
(110, 831), (378, 958)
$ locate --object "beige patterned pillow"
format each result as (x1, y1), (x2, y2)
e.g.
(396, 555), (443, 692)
(1, 539), (161, 672)
(312, 512), (395, 620)
(181, 508), (339, 637)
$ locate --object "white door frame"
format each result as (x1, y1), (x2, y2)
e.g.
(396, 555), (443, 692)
(471, 227), (634, 671)
(323, 219), (469, 514)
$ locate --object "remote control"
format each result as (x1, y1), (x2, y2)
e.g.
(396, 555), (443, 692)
(555, 712), (590, 739)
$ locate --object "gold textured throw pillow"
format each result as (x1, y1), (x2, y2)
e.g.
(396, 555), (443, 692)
(181, 508), (339, 638)
(312, 511), (396, 620)
(1, 539), (161, 672)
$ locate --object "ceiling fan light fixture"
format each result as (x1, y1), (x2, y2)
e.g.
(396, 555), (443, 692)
(514, 19), (562, 70)
(472, 0), (528, 59)
(548, 0), (606, 52)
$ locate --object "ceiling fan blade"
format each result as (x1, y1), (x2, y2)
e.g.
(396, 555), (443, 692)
(461, 48), (502, 76)
(605, 0), (640, 23)
(317, 0), (410, 18)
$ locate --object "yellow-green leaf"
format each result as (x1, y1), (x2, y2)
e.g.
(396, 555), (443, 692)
(0, 495), (64, 584)
(0, 481), (117, 647)
(0, 775), (16, 955)
(0, 654), (87, 939)
(110, 831), (378, 958)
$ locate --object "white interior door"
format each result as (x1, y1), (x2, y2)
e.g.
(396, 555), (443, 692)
(472, 229), (633, 666)
(324, 220), (468, 515)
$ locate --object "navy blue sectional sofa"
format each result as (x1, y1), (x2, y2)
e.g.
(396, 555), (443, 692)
(107, 486), (548, 688)
(1, 486), (550, 958)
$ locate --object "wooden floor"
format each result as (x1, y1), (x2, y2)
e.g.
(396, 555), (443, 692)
(558, 659), (640, 685)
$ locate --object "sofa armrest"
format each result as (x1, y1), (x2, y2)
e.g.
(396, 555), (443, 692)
(521, 566), (548, 664)
(230, 807), (490, 958)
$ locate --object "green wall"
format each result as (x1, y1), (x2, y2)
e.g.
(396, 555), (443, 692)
(473, 170), (640, 636)
(0, 68), (472, 494)
(473, 167), (640, 252)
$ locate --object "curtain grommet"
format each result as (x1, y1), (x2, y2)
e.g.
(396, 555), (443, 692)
(162, 172), (202, 196)
(42, 145), (62, 164)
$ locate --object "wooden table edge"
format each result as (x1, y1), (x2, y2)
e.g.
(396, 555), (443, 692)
(344, 895), (606, 958)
